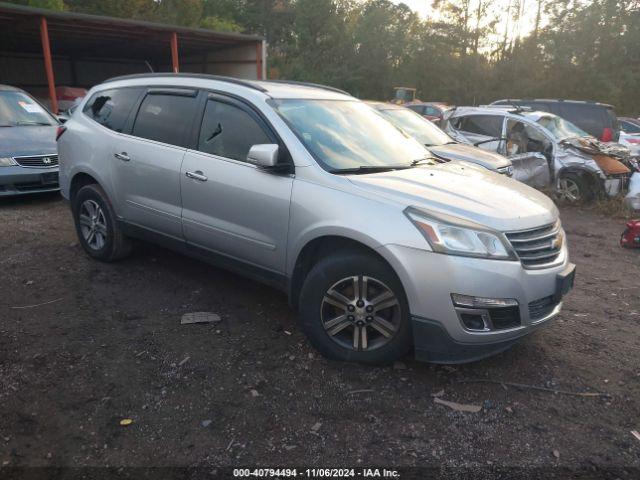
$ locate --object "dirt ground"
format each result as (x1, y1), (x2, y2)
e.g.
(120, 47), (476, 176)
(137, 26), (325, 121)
(1, 193), (639, 477)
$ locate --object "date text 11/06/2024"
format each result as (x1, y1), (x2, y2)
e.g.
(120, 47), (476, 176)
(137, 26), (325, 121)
(233, 468), (400, 478)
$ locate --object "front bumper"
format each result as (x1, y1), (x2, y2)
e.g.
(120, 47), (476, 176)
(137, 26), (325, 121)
(379, 244), (574, 363)
(0, 166), (60, 196)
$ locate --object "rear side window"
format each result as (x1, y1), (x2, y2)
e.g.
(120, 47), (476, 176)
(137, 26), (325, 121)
(407, 105), (425, 114)
(83, 88), (142, 132)
(132, 93), (199, 147)
(197, 99), (271, 162)
(456, 115), (504, 137)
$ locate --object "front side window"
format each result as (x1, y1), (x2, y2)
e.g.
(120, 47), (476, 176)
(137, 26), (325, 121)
(378, 108), (453, 147)
(271, 99), (427, 171)
(457, 115), (504, 137)
(506, 119), (552, 157)
(0, 91), (57, 127)
(132, 93), (198, 147)
(83, 87), (142, 132)
(197, 100), (271, 161)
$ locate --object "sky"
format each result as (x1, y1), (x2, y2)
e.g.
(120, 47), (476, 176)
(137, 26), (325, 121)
(389, 0), (541, 41)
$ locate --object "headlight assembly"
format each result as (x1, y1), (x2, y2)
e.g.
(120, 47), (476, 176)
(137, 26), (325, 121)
(0, 157), (17, 167)
(404, 207), (517, 260)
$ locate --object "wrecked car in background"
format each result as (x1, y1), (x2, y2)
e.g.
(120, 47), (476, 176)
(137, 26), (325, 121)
(442, 106), (640, 204)
(367, 101), (513, 176)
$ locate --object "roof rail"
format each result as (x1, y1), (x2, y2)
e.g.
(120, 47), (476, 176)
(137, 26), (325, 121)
(102, 73), (268, 92)
(264, 79), (351, 96)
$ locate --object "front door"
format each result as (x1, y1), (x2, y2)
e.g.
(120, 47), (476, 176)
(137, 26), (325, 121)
(180, 94), (293, 273)
(111, 88), (200, 239)
(503, 119), (552, 188)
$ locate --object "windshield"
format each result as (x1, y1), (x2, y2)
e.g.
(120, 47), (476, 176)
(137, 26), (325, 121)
(536, 115), (587, 140)
(271, 99), (428, 171)
(0, 91), (57, 127)
(378, 108), (453, 146)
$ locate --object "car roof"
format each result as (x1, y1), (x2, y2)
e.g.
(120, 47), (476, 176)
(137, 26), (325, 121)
(410, 102), (452, 108)
(451, 106), (553, 121)
(492, 98), (614, 109)
(100, 73), (353, 101)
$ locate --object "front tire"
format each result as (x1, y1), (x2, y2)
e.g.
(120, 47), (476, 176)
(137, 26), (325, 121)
(298, 251), (412, 365)
(556, 173), (594, 204)
(72, 184), (132, 262)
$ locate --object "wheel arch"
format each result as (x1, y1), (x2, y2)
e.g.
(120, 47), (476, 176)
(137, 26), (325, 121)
(288, 234), (400, 310)
(556, 166), (602, 194)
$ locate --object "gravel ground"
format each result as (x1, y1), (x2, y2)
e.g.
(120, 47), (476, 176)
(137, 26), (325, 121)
(0, 193), (639, 478)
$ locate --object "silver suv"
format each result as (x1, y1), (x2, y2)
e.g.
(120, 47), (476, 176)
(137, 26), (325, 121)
(58, 74), (575, 365)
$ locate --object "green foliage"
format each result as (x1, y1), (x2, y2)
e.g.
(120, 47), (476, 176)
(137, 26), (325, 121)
(5, 0), (640, 113)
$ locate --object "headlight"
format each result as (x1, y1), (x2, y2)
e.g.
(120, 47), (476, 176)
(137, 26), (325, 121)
(404, 207), (516, 260)
(0, 157), (17, 167)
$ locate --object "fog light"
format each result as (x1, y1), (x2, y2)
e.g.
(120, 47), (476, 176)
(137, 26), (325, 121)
(460, 313), (489, 331)
(451, 293), (518, 309)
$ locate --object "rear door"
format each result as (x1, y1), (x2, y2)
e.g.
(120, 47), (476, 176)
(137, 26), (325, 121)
(180, 93), (293, 273)
(111, 88), (200, 239)
(450, 114), (505, 151)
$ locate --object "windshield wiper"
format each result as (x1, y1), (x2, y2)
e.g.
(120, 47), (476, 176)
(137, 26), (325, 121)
(330, 164), (412, 174)
(410, 157), (437, 167)
(17, 121), (52, 126)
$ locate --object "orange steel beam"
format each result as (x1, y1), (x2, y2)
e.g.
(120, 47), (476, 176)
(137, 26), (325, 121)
(39, 16), (58, 114)
(170, 32), (179, 73)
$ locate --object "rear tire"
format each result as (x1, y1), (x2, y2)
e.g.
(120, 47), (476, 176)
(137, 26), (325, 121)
(298, 251), (412, 365)
(72, 184), (132, 262)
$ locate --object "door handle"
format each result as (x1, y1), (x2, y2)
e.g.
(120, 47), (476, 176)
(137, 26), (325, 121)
(185, 170), (208, 182)
(114, 152), (130, 162)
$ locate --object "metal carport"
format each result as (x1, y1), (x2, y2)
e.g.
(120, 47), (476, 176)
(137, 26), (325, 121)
(0, 2), (266, 113)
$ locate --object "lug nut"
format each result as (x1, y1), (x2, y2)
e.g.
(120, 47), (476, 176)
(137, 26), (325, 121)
(366, 316), (373, 322)
(348, 315), (354, 321)
(347, 305), (355, 312)
(366, 305), (373, 313)
(356, 300), (364, 308)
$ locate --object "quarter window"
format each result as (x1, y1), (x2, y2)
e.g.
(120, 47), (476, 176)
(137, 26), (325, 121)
(131, 93), (199, 147)
(197, 100), (271, 162)
(83, 87), (142, 132)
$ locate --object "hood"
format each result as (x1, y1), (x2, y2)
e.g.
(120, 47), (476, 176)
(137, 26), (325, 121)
(561, 136), (630, 160)
(0, 126), (57, 157)
(348, 162), (557, 232)
(429, 143), (511, 170)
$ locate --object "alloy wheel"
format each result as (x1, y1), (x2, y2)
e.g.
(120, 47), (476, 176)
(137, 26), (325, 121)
(320, 275), (401, 351)
(557, 178), (581, 203)
(79, 199), (107, 250)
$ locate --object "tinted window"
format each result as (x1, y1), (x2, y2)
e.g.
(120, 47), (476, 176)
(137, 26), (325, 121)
(457, 115), (504, 137)
(132, 93), (198, 147)
(198, 100), (271, 161)
(425, 106), (440, 116)
(558, 104), (606, 138)
(407, 105), (424, 114)
(83, 88), (142, 132)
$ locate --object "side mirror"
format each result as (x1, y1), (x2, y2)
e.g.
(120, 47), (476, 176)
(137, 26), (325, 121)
(57, 115), (68, 124)
(247, 144), (279, 168)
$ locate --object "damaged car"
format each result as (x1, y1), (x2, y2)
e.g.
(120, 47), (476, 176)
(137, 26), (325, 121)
(443, 106), (640, 203)
(367, 102), (514, 176)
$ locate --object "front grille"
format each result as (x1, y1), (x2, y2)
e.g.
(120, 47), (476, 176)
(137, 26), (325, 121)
(489, 306), (521, 330)
(505, 222), (563, 269)
(13, 154), (58, 168)
(528, 296), (558, 320)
